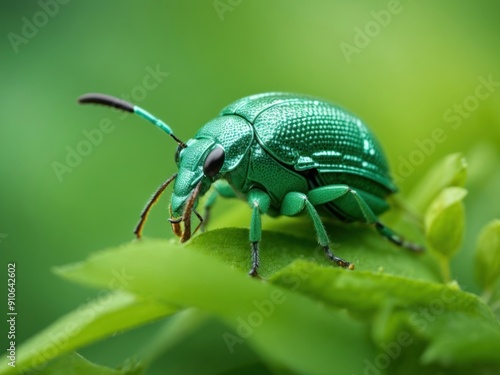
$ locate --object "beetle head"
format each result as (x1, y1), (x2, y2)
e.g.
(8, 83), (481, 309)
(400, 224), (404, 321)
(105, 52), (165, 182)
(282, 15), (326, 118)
(169, 115), (253, 240)
(169, 138), (230, 242)
(170, 138), (224, 217)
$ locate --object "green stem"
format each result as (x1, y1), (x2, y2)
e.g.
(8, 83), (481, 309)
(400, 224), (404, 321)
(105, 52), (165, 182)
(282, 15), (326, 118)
(438, 253), (451, 283)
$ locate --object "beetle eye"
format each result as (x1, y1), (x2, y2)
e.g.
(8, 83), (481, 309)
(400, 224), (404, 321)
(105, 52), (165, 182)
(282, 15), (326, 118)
(203, 147), (225, 177)
(174, 145), (182, 165)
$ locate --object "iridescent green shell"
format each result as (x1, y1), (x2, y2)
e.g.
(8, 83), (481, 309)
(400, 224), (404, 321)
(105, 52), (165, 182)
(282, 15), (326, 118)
(220, 92), (396, 195)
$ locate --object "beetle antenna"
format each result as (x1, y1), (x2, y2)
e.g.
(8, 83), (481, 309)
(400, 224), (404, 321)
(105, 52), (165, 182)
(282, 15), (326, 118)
(78, 93), (187, 148)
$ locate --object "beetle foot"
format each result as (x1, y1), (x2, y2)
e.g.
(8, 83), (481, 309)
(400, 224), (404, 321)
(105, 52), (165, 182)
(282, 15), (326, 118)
(248, 268), (261, 278)
(402, 241), (425, 253)
(323, 246), (354, 270)
(249, 242), (261, 277)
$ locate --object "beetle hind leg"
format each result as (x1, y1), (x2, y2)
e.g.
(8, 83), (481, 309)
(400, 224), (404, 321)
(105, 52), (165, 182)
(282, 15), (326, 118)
(307, 184), (424, 253)
(375, 222), (424, 252)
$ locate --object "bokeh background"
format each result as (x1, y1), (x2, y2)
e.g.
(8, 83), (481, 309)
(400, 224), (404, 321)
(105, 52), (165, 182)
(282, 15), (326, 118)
(1, 0), (499, 373)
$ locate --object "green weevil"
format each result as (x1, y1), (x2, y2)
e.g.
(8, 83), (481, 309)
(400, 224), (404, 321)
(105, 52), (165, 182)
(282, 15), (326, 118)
(78, 92), (423, 276)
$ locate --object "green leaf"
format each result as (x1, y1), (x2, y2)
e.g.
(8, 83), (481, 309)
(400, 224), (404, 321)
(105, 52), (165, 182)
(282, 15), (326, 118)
(425, 187), (467, 260)
(55, 239), (375, 375)
(421, 312), (500, 366)
(271, 261), (500, 367)
(33, 352), (144, 375)
(145, 315), (276, 375)
(408, 153), (467, 214)
(270, 260), (495, 322)
(140, 308), (209, 362)
(11, 225), (500, 374)
(0, 292), (176, 375)
(189, 225), (439, 282)
(475, 219), (500, 291)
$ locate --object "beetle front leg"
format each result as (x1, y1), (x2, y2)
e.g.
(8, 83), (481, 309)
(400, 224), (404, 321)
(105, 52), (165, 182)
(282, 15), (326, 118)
(201, 190), (218, 233)
(247, 189), (271, 277)
(281, 192), (353, 270)
(201, 181), (237, 232)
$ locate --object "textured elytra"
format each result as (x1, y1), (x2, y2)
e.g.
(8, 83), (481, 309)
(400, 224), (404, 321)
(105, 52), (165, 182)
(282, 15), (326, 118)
(245, 142), (309, 204)
(220, 92), (301, 121)
(222, 93), (396, 193)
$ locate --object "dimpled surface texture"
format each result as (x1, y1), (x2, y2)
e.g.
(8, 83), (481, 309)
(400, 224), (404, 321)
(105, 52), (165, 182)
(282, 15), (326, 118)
(221, 93), (396, 193)
(194, 115), (253, 173)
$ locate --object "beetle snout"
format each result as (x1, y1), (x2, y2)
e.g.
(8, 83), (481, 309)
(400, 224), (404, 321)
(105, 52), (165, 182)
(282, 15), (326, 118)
(168, 181), (203, 243)
(167, 206), (183, 238)
(168, 202), (190, 241)
(170, 194), (187, 218)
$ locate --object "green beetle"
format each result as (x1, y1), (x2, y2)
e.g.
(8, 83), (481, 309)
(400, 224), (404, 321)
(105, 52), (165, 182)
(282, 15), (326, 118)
(78, 92), (422, 276)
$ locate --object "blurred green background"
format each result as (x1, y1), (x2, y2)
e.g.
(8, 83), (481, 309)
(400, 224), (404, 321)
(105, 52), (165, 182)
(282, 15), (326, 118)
(1, 0), (499, 372)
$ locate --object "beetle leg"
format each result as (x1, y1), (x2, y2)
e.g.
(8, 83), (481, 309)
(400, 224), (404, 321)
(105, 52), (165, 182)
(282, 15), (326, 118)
(375, 222), (424, 252)
(307, 185), (424, 253)
(215, 180), (238, 198)
(341, 188), (424, 251)
(192, 209), (204, 236)
(247, 189), (271, 277)
(281, 192), (353, 270)
(201, 181), (237, 232)
(304, 199), (354, 270)
(249, 242), (260, 278)
(201, 190), (218, 232)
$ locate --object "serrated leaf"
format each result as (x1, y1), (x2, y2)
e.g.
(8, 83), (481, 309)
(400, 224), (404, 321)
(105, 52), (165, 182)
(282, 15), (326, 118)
(421, 312), (500, 365)
(271, 261), (500, 367)
(270, 261), (494, 322)
(475, 219), (500, 291)
(0, 292), (176, 375)
(425, 187), (467, 259)
(408, 153), (467, 213)
(33, 352), (144, 375)
(55, 239), (375, 375)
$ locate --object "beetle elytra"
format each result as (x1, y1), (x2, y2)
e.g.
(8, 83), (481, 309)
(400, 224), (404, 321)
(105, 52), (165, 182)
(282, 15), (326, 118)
(78, 92), (423, 276)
